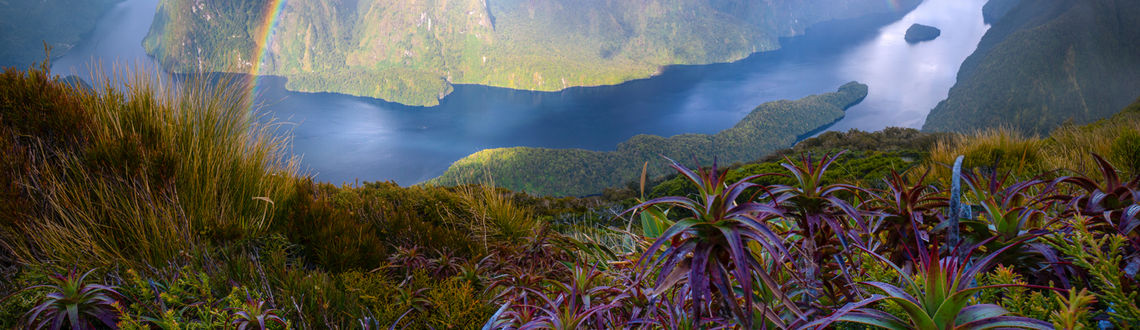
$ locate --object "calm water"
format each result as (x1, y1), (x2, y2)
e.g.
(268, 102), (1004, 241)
(52, 0), (988, 185)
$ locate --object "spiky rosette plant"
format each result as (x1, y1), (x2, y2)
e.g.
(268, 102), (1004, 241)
(962, 170), (1070, 285)
(507, 265), (627, 329)
(625, 158), (802, 327)
(22, 269), (122, 329)
(229, 298), (287, 330)
(765, 152), (869, 305)
(865, 170), (948, 265)
(807, 236), (1058, 330)
(1055, 154), (1140, 278)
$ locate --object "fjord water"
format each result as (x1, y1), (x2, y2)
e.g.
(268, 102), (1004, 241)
(52, 0), (987, 186)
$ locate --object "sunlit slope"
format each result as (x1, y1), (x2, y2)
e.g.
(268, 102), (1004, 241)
(427, 82), (868, 196)
(144, 0), (917, 106)
(923, 0), (1140, 135)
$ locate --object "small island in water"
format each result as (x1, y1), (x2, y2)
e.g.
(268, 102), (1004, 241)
(905, 23), (942, 43)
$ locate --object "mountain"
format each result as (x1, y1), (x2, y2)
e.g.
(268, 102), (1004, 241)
(922, 0), (1140, 135)
(0, 0), (121, 68)
(143, 0), (918, 106)
(426, 82), (867, 196)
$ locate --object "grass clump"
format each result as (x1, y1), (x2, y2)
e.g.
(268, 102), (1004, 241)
(0, 60), (298, 269)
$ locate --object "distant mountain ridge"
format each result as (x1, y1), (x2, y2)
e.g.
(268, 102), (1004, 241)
(144, 0), (918, 106)
(923, 0), (1140, 135)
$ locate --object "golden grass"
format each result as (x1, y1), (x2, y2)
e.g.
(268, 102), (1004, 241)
(455, 177), (539, 246)
(916, 127), (1045, 183)
(1044, 112), (1140, 179)
(918, 107), (1140, 183)
(2, 65), (299, 268)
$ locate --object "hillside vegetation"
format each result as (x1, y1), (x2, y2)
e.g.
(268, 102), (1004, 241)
(0, 0), (121, 67)
(3, 64), (1140, 328)
(923, 0), (1140, 135)
(144, 0), (918, 106)
(427, 82), (867, 196)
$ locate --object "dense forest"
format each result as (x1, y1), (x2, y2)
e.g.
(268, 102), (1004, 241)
(3, 63), (1140, 328)
(144, 0), (918, 106)
(427, 82), (867, 196)
(0, 0), (121, 68)
(923, 0), (1140, 135)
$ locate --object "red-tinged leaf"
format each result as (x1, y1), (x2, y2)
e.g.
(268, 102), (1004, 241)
(834, 309), (911, 330)
(665, 156), (704, 188)
(861, 281), (919, 305)
(958, 235), (1042, 291)
(637, 219), (700, 269)
(626, 196), (699, 217)
(1093, 154), (1121, 189)
(800, 294), (889, 329)
(954, 315), (1053, 330)
(955, 304), (1009, 325)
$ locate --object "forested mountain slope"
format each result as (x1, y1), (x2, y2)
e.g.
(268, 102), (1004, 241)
(0, 0), (121, 67)
(427, 82), (867, 196)
(923, 0), (1140, 135)
(144, 0), (917, 106)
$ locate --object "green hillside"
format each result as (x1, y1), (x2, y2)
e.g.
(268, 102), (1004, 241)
(144, 0), (918, 106)
(0, 0), (121, 68)
(426, 82), (867, 196)
(923, 0), (1140, 135)
(6, 64), (1140, 328)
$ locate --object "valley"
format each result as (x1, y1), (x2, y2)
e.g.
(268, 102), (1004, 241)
(144, 0), (920, 106)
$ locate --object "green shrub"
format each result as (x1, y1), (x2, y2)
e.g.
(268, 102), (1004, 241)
(274, 181), (387, 272)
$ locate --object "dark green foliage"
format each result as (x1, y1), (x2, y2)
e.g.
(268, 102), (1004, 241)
(430, 82), (868, 196)
(923, 0), (1140, 135)
(982, 0), (1023, 24)
(644, 127), (940, 199)
(651, 150), (916, 198)
(904, 24), (941, 43)
(273, 181), (388, 272)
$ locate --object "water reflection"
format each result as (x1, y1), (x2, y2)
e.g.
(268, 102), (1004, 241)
(51, 0), (988, 186)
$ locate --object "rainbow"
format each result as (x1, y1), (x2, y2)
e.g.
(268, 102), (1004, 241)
(886, 0), (901, 11)
(248, 0), (288, 97)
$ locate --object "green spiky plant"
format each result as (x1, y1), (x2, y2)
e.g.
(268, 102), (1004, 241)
(765, 152), (868, 306)
(228, 298), (286, 330)
(807, 236), (1058, 329)
(1055, 154), (1140, 280)
(21, 269), (122, 329)
(865, 170), (948, 265)
(625, 158), (802, 327)
(960, 170), (1070, 285)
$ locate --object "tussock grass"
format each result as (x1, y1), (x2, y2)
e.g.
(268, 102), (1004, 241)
(1045, 110), (1140, 179)
(456, 177), (539, 245)
(913, 127), (1044, 183)
(1, 63), (299, 268)
(919, 107), (1140, 183)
